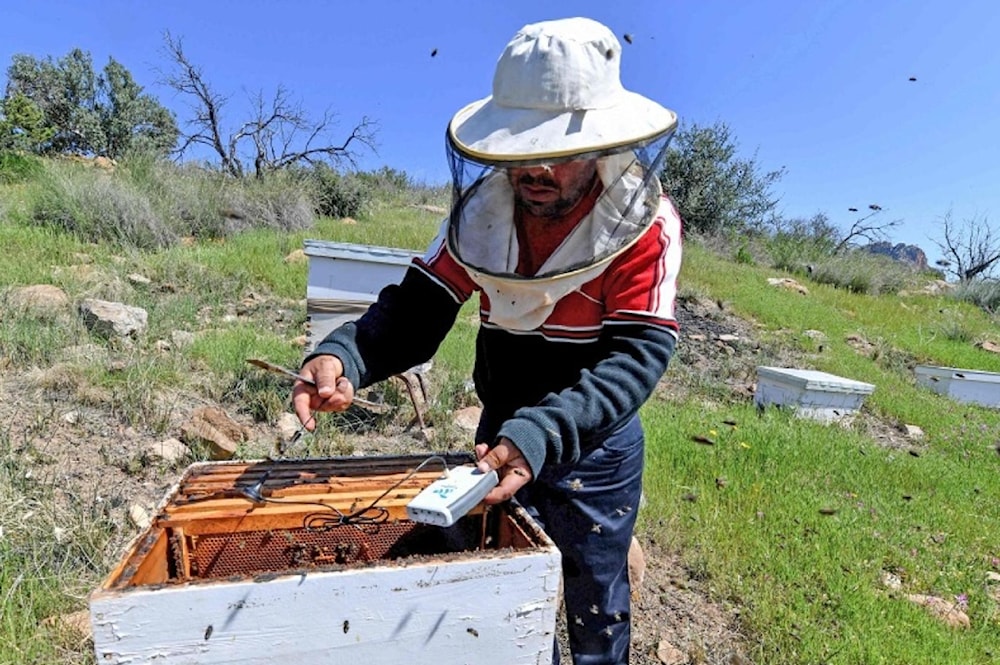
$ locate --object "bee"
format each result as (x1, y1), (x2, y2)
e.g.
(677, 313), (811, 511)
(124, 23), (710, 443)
(431, 48), (438, 57)
(467, 627), (479, 637)
(204, 624), (214, 640)
(343, 620), (350, 634)
(623, 33), (634, 44)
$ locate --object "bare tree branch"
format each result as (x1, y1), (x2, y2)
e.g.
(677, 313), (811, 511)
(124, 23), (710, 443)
(933, 211), (1000, 282)
(832, 208), (900, 254)
(158, 32), (242, 176)
(158, 33), (377, 178)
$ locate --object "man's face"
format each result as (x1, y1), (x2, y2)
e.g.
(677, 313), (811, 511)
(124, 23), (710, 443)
(507, 159), (598, 219)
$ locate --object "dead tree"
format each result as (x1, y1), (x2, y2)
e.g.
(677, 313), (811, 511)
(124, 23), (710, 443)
(831, 208), (900, 254)
(933, 211), (1000, 282)
(159, 32), (376, 178)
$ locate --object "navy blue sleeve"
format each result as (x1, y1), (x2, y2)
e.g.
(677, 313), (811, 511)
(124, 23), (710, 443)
(306, 267), (463, 389)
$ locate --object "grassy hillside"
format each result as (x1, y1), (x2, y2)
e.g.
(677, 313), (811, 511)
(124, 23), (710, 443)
(1, 158), (999, 663)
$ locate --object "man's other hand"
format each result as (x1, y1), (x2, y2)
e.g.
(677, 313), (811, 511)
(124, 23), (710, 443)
(475, 437), (533, 503)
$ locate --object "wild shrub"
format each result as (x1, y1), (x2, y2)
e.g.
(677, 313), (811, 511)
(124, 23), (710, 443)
(950, 278), (1000, 313)
(808, 251), (914, 295)
(221, 171), (314, 233)
(0, 150), (44, 184)
(305, 164), (372, 219)
(765, 214), (839, 274)
(932, 318), (975, 343)
(27, 160), (175, 248)
(20, 156), (317, 247)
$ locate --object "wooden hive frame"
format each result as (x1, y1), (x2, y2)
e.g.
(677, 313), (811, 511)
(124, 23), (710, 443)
(90, 454), (562, 664)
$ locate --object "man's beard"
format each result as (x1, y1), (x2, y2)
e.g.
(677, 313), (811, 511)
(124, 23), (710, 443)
(513, 171), (596, 219)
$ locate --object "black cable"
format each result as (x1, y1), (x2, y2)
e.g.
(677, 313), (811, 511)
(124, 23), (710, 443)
(242, 454), (452, 530)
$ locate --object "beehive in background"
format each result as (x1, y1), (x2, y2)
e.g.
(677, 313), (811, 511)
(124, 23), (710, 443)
(915, 364), (1000, 408)
(89, 455), (561, 665)
(755, 366), (875, 423)
(303, 240), (420, 354)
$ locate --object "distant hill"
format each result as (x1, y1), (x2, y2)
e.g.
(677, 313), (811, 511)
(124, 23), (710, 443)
(863, 241), (929, 271)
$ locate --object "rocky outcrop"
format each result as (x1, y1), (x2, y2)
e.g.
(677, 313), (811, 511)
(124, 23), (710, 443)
(864, 242), (929, 271)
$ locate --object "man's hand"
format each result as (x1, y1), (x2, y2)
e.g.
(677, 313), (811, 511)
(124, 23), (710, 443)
(292, 355), (355, 429)
(475, 437), (533, 503)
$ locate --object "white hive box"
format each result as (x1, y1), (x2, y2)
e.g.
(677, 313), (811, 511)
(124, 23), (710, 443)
(755, 367), (875, 423)
(915, 365), (1000, 408)
(304, 240), (421, 353)
(89, 455), (561, 665)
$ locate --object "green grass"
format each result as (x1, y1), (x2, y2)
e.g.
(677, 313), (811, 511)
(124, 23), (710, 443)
(642, 400), (1000, 664)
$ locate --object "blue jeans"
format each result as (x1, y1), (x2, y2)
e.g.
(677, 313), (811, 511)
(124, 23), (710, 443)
(516, 416), (644, 665)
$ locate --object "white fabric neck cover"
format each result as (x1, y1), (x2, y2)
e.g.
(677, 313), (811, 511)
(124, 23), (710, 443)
(449, 152), (659, 330)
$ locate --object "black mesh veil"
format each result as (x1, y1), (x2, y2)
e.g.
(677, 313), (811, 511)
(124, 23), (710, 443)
(444, 129), (675, 281)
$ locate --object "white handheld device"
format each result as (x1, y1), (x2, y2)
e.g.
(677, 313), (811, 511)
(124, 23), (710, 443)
(406, 465), (499, 527)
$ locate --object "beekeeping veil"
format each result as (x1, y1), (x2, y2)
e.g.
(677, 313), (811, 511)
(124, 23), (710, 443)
(445, 17), (678, 330)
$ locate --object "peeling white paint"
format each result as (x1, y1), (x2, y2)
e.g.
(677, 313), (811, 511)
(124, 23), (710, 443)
(92, 549), (560, 664)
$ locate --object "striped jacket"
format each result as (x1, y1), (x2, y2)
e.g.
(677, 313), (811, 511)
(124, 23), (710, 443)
(309, 196), (683, 477)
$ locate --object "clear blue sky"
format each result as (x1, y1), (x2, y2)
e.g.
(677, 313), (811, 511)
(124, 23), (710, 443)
(3, 0), (999, 261)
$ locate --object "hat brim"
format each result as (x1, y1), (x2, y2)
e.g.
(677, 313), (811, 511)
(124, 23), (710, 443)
(449, 92), (678, 164)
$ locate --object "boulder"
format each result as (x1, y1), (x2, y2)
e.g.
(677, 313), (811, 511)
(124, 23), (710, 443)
(78, 299), (148, 340)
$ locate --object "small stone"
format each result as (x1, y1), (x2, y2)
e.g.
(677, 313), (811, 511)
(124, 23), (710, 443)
(128, 504), (151, 530)
(180, 407), (248, 460)
(277, 412), (301, 442)
(904, 425), (925, 439)
(905, 594), (970, 629)
(144, 438), (189, 464)
(8, 284), (70, 316)
(453, 406), (482, 433)
(979, 340), (1000, 354)
(656, 639), (687, 665)
(61, 411), (80, 425)
(42, 609), (92, 641)
(127, 273), (152, 286)
(767, 277), (809, 295)
(880, 570), (903, 590)
(628, 537), (645, 599)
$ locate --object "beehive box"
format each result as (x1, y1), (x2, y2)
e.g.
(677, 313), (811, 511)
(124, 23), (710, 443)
(304, 240), (421, 353)
(755, 366), (875, 423)
(915, 365), (1000, 408)
(89, 454), (561, 664)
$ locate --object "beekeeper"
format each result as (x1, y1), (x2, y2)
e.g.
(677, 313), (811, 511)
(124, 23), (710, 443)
(295, 16), (683, 664)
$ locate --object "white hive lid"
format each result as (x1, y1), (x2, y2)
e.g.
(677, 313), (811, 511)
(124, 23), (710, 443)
(757, 366), (875, 395)
(915, 365), (1000, 385)
(303, 239), (419, 265)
